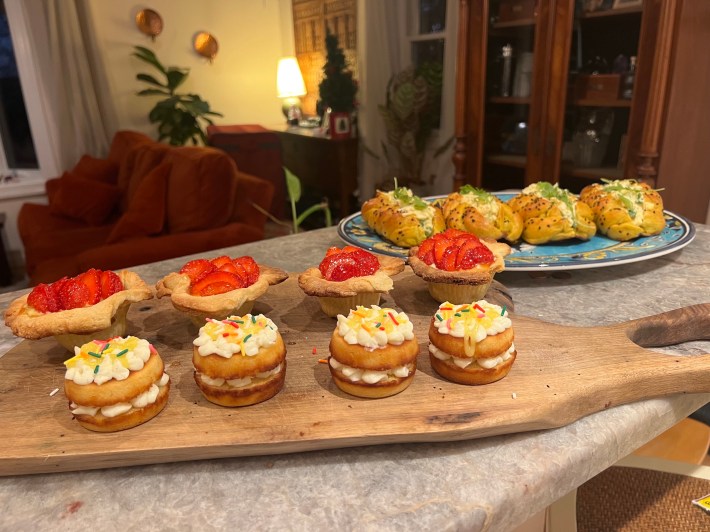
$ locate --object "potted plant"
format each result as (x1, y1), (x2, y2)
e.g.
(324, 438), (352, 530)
(318, 31), (358, 139)
(377, 62), (452, 190)
(133, 46), (222, 146)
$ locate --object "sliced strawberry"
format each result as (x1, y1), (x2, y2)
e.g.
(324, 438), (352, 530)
(190, 271), (245, 296)
(180, 259), (215, 284)
(348, 248), (379, 276)
(433, 238), (453, 269)
(421, 248), (435, 265)
(440, 246), (459, 271)
(217, 261), (239, 275)
(233, 256), (259, 285)
(210, 255), (232, 269)
(417, 238), (436, 260)
(324, 247), (341, 257)
(77, 268), (102, 305)
(442, 228), (468, 239)
(99, 270), (124, 299)
(457, 245), (495, 269)
(342, 245), (361, 253)
(57, 278), (91, 310)
(27, 283), (61, 313)
(320, 254), (359, 281)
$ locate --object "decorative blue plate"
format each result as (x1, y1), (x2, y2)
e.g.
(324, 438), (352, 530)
(337, 193), (696, 271)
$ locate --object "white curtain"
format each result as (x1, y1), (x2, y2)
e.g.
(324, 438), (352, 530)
(356, 0), (403, 203)
(17, 0), (116, 171)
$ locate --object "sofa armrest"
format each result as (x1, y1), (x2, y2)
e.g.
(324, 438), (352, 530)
(231, 170), (275, 229)
(76, 223), (264, 275)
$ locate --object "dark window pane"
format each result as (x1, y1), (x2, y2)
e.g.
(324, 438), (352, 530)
(419, 0), (447, 34)
(412, 39), (444, 67)
(0, 1), (38, 169)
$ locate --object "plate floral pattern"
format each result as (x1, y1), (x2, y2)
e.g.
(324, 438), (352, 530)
(337, 194), (696, 271)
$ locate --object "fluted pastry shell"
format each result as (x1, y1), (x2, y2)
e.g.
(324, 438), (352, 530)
(4, 270), (153, 341)
(155, 264), (288, 322)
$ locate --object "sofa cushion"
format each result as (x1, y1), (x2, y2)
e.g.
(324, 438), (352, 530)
(117, 141), (171, 211)
(72, 155), (119, 184)
(108, 130), (154, 165)
(106, 161), (170, 244)
(165, 146), (237, 233)
(48, 172), (122, 226)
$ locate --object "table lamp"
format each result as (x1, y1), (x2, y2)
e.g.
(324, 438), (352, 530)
(277, 57), (307, 124)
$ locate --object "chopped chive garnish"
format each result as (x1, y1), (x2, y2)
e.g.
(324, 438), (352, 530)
(88, 351), (101, 358)
(116, 349), (128, 357)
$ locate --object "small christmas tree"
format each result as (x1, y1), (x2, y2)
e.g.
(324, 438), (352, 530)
(318, 30), (357, 113)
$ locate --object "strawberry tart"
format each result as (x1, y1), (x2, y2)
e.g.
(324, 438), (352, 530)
(298, 246), (405, 317)
(4, 269), (153, 351)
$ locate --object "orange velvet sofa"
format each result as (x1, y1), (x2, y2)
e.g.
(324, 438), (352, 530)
(18, 130), (274, 285)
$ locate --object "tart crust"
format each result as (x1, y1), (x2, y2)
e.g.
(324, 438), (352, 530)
(297, 255), (405, 297)
(4, 270), (153, 340)
(156, 264), (288, 320)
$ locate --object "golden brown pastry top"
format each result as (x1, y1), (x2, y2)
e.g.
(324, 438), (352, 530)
(361, 187), (445, 247)
(579, 179), (665, 241)
(4, 271), (153, 340)
(441, 186), (523, 242)
(508, 182), (596, 244)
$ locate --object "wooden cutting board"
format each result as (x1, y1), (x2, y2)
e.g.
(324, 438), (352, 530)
(1, 272), (709, 476)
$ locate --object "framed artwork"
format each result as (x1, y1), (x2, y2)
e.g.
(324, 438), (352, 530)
(613, 0), (643, 9)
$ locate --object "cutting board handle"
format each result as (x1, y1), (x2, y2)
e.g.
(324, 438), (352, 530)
(624, 303), (710, 348)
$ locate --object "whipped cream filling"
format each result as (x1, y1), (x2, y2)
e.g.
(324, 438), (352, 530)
(336, 305), (415, 351)
(194, 314), (279, 358)
(65, 337), (153, 385)
(329, 357), (412, 384)
(70, 373), (170, 418)
(198, 363), (283, 388)
(429, 343), (515, 369)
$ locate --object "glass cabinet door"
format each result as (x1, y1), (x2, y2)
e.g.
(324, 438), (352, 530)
(559, 2), (644, 192)
(480, 0), (538, 190)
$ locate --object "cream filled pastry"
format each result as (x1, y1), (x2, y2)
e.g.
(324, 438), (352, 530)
(192, 314), (286, 407)
(63, 336), (170, 432)
(428, 301), (516, 385)
(328, 305), (419, 398)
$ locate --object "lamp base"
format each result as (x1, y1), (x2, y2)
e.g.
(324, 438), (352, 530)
(281, 97), (303, 125)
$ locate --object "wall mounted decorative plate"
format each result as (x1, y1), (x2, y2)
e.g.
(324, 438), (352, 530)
(135, 9), (163, 40)
(194, 32), (219, 62)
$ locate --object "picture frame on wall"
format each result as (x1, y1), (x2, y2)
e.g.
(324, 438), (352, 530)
(612, 0), (643, 9)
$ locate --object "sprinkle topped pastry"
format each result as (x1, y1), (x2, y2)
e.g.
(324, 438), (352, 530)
(428, 300), (516, 385)
(433, 301), (511, 357)
(64, 336), (155, 385)
(194, 314), (279, 358)
(336, 305), (415, 350)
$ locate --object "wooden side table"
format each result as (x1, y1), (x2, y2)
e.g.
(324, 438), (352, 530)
(271, 125), (358, 219)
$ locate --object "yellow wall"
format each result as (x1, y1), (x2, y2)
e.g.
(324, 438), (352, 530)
(86, 0), (295, 135)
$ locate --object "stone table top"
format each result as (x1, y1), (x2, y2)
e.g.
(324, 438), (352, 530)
(1, 224), (709, 531)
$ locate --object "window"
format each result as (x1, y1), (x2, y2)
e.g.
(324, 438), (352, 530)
(0, 0), (37, 174)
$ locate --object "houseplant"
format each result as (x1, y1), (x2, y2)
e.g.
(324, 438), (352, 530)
(377, 62), (452, 189)
(318, 30), (357, 138)
(133, 46), (222, 146)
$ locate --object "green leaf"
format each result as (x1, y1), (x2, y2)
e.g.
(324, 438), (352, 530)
(284, 167), (302, 203)
(137, 88), (170, 96)
(136, 73), (167, 88)
(166, 69), (188, 92)
(132, 46), (166, 74)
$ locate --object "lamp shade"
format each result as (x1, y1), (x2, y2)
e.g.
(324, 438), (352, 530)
(277, 57), (306, 98)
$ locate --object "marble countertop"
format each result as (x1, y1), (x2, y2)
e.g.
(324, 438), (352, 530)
(1, 224), (709, 531)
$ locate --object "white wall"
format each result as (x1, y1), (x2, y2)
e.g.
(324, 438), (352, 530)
(86, 0), (295, 134)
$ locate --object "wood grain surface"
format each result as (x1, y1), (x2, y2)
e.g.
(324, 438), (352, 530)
(1, 272), (709, 477)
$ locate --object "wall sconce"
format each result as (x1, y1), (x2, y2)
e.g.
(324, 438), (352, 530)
(194, 32), (219, 63)
(276, 57), (306, 124)
(135, 9), (163, 41)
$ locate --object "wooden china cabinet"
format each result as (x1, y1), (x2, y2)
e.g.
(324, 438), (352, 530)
(452, 0), (687, 195)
